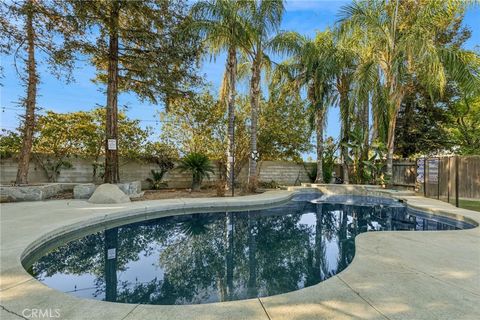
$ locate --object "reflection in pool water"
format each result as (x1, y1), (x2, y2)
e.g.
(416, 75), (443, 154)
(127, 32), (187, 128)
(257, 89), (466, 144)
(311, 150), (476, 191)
(28, 195), (473, 305)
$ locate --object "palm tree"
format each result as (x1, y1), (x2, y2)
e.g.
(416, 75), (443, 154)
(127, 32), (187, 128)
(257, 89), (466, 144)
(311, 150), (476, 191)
(191, 0), (248, 191)
(330, 28), (362, 184)
(339, 0), (479, 181)
(177, 153), (215, 191)
(241, 0), (284, 190)
(272, 30), (338, 183)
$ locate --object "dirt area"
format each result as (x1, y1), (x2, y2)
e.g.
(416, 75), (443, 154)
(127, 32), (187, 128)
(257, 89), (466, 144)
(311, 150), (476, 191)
(46, 190), (74, 200)
(134, 188), (259, 201)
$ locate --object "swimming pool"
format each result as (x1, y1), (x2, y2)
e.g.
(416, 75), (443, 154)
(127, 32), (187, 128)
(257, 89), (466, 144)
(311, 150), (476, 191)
(26, 193), (475, 305)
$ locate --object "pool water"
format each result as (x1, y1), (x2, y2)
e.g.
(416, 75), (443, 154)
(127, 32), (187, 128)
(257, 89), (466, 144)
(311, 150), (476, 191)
(27, 194), (474, 305)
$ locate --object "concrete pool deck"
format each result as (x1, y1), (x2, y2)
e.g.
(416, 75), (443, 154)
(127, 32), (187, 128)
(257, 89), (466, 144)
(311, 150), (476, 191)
(1, 186), (479, 320)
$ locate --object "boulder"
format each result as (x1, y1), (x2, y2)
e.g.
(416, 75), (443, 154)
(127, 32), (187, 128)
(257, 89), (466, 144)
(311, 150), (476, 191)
(0, 186), (43, 202)
(116, 181), (142, 198)
(88, 183), (130, 204)
(75, 181), (143, 200)
(74, 183), (97, 199)
(0, 183), (73, 202)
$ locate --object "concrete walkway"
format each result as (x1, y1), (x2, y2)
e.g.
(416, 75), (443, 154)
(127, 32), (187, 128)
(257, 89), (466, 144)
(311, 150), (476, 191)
(1, 188), (479, 320)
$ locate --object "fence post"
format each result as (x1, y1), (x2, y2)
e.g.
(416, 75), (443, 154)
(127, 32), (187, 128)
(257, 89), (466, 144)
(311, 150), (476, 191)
(455, 156), (459, 208)
(425, 158), (428, 197)
(437, 157), (440, 200)
(447, 157), (451, 204)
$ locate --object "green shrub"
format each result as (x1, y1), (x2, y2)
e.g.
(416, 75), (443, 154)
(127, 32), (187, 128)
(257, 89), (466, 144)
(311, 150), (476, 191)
(306, 163), (317, 182)
(177, 153), (215, 191)
(305, 138), (337, 183)
(146, 169), (168, 190)
(259, 180), (281, 189)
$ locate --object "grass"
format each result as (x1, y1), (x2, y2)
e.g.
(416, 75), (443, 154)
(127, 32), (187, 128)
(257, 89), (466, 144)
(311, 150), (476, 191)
(438, 196), (480, 212)
(455, 199), (480, 212)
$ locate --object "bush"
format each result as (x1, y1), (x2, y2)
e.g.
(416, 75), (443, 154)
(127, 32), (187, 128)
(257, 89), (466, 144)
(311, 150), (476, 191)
(177, 153), (215, 191)
(305, 138), (338, 183)
(305, 160), (334, 183)
(143, 142), (177, 189)
(306, 163), (317, 182)
(0, 130), (21, 159)
(146, 169), (168, 190)
(259, 180), (281, 189)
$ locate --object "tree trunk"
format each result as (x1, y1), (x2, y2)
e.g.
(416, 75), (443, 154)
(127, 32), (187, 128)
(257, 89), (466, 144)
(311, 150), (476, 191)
(192, 176), (201, 191)
(371, 74), (383, 144)
(104, 2), (120, 184)
(359, 96), (370, 183)
(315, 106), (325, 183)
(386, 95), (403, 183)
(401, 98), (414, 158)
(386, 117), (397, 180)
(226, 47), (237, 192)
(248, 52), (261, 191)
(371, 92), (379, 144)
(15, 1), (37, 185)
(339, 77), (349, 184)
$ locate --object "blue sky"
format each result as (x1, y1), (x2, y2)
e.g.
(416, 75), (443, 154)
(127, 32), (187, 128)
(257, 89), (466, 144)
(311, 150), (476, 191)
(1, 0), (479, 159)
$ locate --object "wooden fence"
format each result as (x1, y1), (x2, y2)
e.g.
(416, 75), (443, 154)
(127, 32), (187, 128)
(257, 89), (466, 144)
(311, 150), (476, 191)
(421, 156), (480, 201)
(390, 156), (479, 203)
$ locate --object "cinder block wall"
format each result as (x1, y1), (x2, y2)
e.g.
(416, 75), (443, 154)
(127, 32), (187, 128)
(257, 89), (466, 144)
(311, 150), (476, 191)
(255, 161), (313, 185)
(0, 157), (316, 188)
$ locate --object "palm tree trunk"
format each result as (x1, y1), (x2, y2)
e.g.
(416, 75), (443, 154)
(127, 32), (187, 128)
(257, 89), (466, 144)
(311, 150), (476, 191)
(341, 136), (349, 184)
(371, 89), (379, 143)
(15, 0), (37, 185)
(248, 53), (261, 191)
(360, 97), (370, 183)
(386, 94), (403, 182)
(226, 47), (237, 191)
(339, 78), (349, 184)
(104, 2), (120, 184)
(386, 113), (397, 182)
(401, 98), (414, 158)
(315, 106), (325, 183)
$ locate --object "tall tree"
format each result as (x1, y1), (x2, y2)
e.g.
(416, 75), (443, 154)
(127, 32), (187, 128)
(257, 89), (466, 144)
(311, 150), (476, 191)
(242, 0), (284, 190)
(72, 0), (201, 183)
(331, 31), (358, 184)
(394, 8), (475, 158)
(272, 30), (337, 183)
(160, 89), (312, 173)
(0, 0), (79, 184)
(448, 93), (480, 155)
(192, 0), (248, 191)
(394, 81), (455, 157)
(339, 0), (479, 182)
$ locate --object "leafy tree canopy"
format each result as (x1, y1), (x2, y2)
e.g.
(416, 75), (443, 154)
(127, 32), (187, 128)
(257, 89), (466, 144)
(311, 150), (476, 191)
(447, 93), (480, 155)
(0, 108), (150, 181)
(160, 86), (313, 167)
(71, 0), (204, 105)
